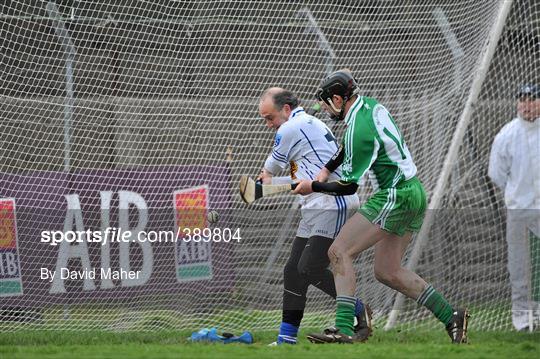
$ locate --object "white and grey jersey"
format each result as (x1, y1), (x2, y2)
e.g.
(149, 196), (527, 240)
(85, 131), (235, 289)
(488, 117), (540, 210)
(264, 107), (342, 183)
(263, 107), (360, 237)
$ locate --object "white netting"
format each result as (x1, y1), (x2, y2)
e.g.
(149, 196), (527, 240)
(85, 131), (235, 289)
(0, 0), (534, 332)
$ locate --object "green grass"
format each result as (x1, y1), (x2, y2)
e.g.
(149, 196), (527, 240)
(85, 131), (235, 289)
(0, 304), (535, 358)
(0, 329), (538, 358)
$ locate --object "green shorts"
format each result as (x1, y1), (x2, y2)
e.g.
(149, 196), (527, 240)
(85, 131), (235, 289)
(359, 177), (427, 237)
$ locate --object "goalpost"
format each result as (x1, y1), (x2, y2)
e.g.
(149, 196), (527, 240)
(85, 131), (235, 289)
(0, 0), (537, 332)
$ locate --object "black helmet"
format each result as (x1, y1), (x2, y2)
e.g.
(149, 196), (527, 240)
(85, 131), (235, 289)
(316, 70), (359, 120)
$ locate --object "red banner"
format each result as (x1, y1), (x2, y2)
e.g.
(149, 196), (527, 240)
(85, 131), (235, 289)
(0, 198), (23, 296)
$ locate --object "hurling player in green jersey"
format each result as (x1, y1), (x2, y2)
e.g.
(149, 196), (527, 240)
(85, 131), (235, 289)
(293, 70), (469, 344)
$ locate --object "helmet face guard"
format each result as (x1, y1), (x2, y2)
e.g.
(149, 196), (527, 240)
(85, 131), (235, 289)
(316, 70), (359, 121)
(316, 87), (346, 121)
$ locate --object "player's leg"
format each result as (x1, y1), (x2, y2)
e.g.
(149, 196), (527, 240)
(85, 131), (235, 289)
(371, 178), (468, 343)
(329, 213), (386, 336)
(531, 218), (540, 329)
(506, 210), (533, 331)
(297, 235), (335, 297)
(373, 231), (426, 298)
(300, 194), (372, 341)
(300, 195), (363, 297)
(297, 234), (371, 340)
(306, 213), (383, 344)
(373, 230), (468, 343)
(278, 236), (310, 344)
(373, 232), (452, 321)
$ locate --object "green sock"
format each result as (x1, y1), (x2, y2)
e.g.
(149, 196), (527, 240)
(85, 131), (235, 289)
(335, 295), (356, 336)
(417, 284), (453, 326)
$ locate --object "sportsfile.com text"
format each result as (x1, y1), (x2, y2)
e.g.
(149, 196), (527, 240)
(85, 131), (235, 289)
(40, 227), (242, 246)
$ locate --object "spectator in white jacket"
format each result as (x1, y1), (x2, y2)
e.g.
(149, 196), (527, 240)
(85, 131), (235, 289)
(488, 84), (540, 332)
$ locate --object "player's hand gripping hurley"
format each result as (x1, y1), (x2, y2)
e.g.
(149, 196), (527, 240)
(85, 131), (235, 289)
(239, 175), (298, 204)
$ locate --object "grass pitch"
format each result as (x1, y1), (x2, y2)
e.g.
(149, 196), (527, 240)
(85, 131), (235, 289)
(0, 329), (538, 358)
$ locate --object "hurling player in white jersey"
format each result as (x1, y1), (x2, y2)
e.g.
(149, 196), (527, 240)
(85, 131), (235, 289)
(258, 87), (371, 345)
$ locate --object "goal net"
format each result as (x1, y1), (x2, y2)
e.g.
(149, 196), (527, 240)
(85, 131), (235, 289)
(0, 0), (535, 332)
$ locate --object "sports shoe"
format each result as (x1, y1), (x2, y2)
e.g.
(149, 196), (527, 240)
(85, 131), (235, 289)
(446, 308), (470, 344)
(306, 327), (353, 344)
(353, 303), (373, 342)
(276, 334), (297, 345)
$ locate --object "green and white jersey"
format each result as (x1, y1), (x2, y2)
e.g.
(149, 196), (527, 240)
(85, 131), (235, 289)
(342, 96), (417, 190)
